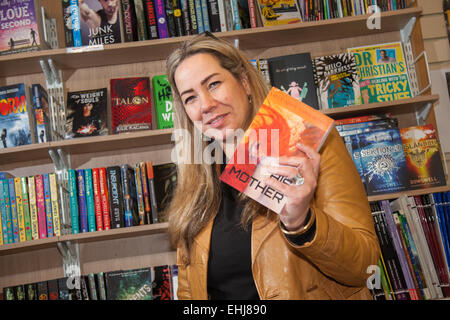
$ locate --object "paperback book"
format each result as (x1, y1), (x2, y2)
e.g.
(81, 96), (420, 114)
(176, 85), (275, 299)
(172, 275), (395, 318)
(256, 0), (302, 27)
(105, 267), (153, 300)
(152, 74), (174, 129)
(220, 87), (334, 214)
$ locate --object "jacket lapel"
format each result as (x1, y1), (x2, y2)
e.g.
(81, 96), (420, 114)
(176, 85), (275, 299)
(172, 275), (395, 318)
(251, 213), (278, 264)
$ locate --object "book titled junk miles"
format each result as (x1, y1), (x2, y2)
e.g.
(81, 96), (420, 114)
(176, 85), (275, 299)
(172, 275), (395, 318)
(220, 87), (334, 214)
(110, 77), (152, 134)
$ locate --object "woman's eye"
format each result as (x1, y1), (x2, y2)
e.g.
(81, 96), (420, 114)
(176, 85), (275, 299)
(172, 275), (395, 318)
(184, 96), (195, 105)
(208, 81), (220, 89)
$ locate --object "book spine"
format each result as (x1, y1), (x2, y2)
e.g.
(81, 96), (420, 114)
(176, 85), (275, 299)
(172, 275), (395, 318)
(194, 0), (204, 33)
(62, 0), (74, 47)
(87, 274), (98, 300)
(27, 177), (39, 240)
(96, 272), (107, 300)
(144, 0), (159, 39)
(248, 0), (257, 28)
(257, 58), (271, 88)
(49, 173), (61, 237)
(121, 0), (137, 42)
(164, 0), (177, 37)
(69, 0), (82, 46)
(121, 165), (133, 227)
(107, 167), (124, 229)
(14, 178), (26, 242)
(20, 177), (32, 241)
(200, 0), (210, 32)
(217, 0), (227, 31)
(84, 169), (96, 232)
(173, 0), (185, 36)
(146, 161), (159, 224)
(230, 0), (241, 30)
(187, 0), (199, 34)
(76, 169), (88, 233)
(92, 168), (104, 231)
(98, 168), (111, 230)
(43, 174), (54, 238)
(134, 0), (149, 40)
(140, 162), (152, 225)
(35, 175), (47, 239)
(68, 169), (79, 234)
(0, 180), (10, 244)
(432, 193), (450, 270)
(134, 164), (146, 225)
(206, 0), (220, 32)
(155, 0), (169, 38)
(180, 0), (192, 34)
(8, 179), (20, 243)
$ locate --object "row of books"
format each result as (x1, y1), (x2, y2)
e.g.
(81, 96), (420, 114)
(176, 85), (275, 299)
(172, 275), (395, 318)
(368, 193), (450, 300)
(256, 41), (413, 111)
(1, 264), (178, 300)
(0, 75), (173, 149)
(336, 113), (447, 196)
(0, 162), (177, 245)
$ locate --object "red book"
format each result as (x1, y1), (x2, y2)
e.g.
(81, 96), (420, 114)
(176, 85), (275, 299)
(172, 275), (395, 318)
(92, 168), (104, 231)
(98, 167), (111, 230)
(144, 0), (158, 39)
(34, 175), (47, 239)
(110, 77), (152, 134)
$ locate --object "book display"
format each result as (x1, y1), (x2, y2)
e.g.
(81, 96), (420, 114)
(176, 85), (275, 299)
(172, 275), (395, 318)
(0, 1), (449, 301)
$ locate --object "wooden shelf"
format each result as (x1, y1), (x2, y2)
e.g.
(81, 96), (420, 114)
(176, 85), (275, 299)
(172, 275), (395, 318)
(0, 128), (173, 165)
(0, 223), (169, 256)
(322, 94), (440, 118)
(0, 7), (421, 77)
(367, 184), (450, 202)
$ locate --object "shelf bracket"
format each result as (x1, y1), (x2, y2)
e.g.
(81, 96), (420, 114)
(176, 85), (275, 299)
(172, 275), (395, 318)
(400, 16), (416, 43)
(57, 241), (81, 290)
(415, 102), (432, 126)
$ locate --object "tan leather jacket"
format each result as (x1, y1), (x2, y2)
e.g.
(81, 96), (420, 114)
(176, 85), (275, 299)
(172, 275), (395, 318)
(176, 128), (381, 300)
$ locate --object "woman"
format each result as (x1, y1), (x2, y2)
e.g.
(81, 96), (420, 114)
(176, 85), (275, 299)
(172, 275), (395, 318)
(165, 34), (380, 300)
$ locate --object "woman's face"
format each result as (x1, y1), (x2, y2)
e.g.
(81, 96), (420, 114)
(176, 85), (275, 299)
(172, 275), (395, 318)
(174, 53), (252, 141)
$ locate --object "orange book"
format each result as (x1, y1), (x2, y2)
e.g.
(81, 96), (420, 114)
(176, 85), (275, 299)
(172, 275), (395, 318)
(220, 87), (334, 214)
(98, 167), (111, 230)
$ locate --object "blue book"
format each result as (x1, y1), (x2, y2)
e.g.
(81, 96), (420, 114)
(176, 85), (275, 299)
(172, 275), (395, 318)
(121, 165), (138, 227)
(68, 169), (79, 234)
(0, 179), (13, 244)
(357, 128), (410, 196)
(43, 174), (54, 238)
(444, 192), (450, 255)
(433, 193), (450, 269)
(343, 134), (366, 192)
(84, 169), (96, 232)
(31, 84), (51, 143)
(200, 0), (210, 32)
(76, 169), (88, 233)
(230, 0), (241, 30)
(8, 179), (19, 243)
(336, 118), (398, 137)
(70, 0), (82, 47)
(194, 0), (204, 33)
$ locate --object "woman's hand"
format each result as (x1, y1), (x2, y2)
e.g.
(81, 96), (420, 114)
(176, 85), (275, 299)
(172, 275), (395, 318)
(263, 143), (321, 231)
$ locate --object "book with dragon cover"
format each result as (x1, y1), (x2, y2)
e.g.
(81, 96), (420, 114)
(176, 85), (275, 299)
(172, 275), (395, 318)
(400, 124), (446, 189)
(220, 87), (334, 214)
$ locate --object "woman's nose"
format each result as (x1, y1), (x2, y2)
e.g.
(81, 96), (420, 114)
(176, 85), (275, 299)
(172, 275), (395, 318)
(200, 91), (216, 114)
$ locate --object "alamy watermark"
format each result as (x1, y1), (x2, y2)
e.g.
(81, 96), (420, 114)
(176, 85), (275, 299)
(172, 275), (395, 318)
(366, 6), (381, 30)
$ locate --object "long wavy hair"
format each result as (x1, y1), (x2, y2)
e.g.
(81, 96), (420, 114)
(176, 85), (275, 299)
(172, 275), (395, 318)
(165, 34), (271, 263)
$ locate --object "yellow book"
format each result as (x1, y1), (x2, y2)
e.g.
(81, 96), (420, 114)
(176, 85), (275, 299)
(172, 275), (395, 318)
(28, 176), (39, 241)
(14, 178), (26, 242)
(49, 173), (61, 237)
(351, 0), (356, 16)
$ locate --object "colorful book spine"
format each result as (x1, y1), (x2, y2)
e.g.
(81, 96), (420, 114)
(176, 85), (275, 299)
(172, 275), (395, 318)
(248, 0), (257, 28)
(98, 168), (111, 230)
(140, 162), (152, 225)
(194, 0), (204, 33)
(92, 168), (104, 231)
(200, 0), (210, 31)
(84, 169), (97, 232)
(69, 0), (82, 46)
(164, 0), (177, 37)
(8, 179), (20, 243)
(187, 0), (199, 34)
(134, 0), (149, 40)
(217, 0), (227, 31)
(43, 174), (54, 238)
(146, 161), (159, 224)
(229, 0), (241, 30)
(14, 178), (26, 242)
(49, 173), (61, 237)
(0, 180), (8, 244)
(144, 0), (159, 39)
(173, 0), (185, 36)
(68, 169), (80, 234)
(96, 272), (107, 300)
(121, 164), (134, 227)
(20, 177), (32, 241)
(35, 175), (47, 239)
(76, 169), (88, 233)
(107, 166), (124, 229)
(155, 0), (169, 38)
(134, 164), (146, 225)
(1, 179), (13, 243)
(27, 176), (39, 241)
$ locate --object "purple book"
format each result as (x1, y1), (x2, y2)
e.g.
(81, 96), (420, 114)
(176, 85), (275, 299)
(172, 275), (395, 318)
(154, 0), (168, 38)
(43, 173), (54, 238)
(76, 169), (88, 233)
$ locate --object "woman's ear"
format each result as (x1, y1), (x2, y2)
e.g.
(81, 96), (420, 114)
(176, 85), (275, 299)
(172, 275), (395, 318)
(240, 72), (251, 96)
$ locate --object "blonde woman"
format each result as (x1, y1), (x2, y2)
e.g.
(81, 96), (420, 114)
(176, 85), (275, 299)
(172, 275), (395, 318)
(165, 33), (380, 300)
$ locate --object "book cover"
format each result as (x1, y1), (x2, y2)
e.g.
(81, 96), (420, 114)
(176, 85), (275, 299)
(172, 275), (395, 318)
(31, 83), (51, 143)
(36, 281), (48, 300)
(134, 0), (149, 40)
(337, 118), (399, 137)
(154, 0), (169, 38)
(65, 88), (108, 139)
(106, 166), (125, 229)
(24, 283), (37, 300)
(153, 163), (177, 221)
(139, 162), (152, 224)
(348, 42), (412, 104)
(43, 173), (54, 237)
(105, 267), (153, 300)
(268, 53), (320, 110)
(121, 0), (138, 42)
(152, 74), (174, 129)
(110, 77), (152, 134)
(76, 169), (88, 233)
(98, 167), (111, 230)
(13, 178), (26, 242)
(49, 173), (61, 237)
(357, 128), (410, 196)
(173, 0), (184, 36)
(187, 0), (198, 34)
(68, 169), (80, 234)
(152, 265), (172, 300)
(180, 0), (192, 34)
(0, 179), (13, 244)
(57, 277), (70, 300)
(220, 87), (334, 214)
(47, 279), (59, 300)
(194, 0), (204, 33)
(313, 53), (361, 109)
(13, 285), (25, 300)
(0, 83), (32, 148)
(200, 0), (210, 32)
(0, 0), (46, 55)
(120, 164), (139, 227)
(343, 133), (366, 192)
(3, 287), (15, 300)
(256, 0), (301, 27)
(143, 0), (158, 39)
(84, 168), (97, 232)
(96, 272), (107, 300)
(400, 124), (447, 189)
(207, 0), (221, 32)
(87, 273), (98, 300)
(145, 161), (159, 224)
(229, 0), (241, 30)
(164, 0), (177, 36)
(134, 163), (145, 225)
(91, 168), (104, 231)
(78, 0), (122, 45)
(8, 178), (20, 243)
(62, 0), (82, 47)
(27, 176), (39, 240)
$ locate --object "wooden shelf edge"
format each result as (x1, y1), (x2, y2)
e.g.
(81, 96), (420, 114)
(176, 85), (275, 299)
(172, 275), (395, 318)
(0, 223), (169, 256)
(367, 184), (450, 202)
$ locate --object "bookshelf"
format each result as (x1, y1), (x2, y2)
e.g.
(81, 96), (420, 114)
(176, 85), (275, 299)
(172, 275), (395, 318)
(1, 2), (448, 298)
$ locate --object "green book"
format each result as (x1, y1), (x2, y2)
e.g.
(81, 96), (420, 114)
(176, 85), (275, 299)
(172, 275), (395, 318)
(84, 169), (97, 232)
(152, 75), (174, 129)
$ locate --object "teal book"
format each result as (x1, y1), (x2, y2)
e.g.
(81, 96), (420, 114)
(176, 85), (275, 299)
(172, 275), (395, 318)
(8, 179), (20, 243)
(0, 179), (13, 244)
(84, 168), (96, 232)
(105, 267), (153, 300)
(43, 174), (54, 237)
(68, 169), (79, 234)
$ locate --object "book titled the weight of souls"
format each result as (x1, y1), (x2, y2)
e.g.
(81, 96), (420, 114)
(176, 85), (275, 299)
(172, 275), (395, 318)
(220, 87), (334, 214)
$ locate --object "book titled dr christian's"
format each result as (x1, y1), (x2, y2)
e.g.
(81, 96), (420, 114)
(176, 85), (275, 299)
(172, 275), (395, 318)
(110, 77), (152, 134)
(220, 87), (334, 214)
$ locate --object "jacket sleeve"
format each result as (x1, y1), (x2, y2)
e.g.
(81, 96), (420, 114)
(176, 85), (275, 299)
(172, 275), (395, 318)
(176, 248), (193, 300)
(286, 128), (381, 287)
